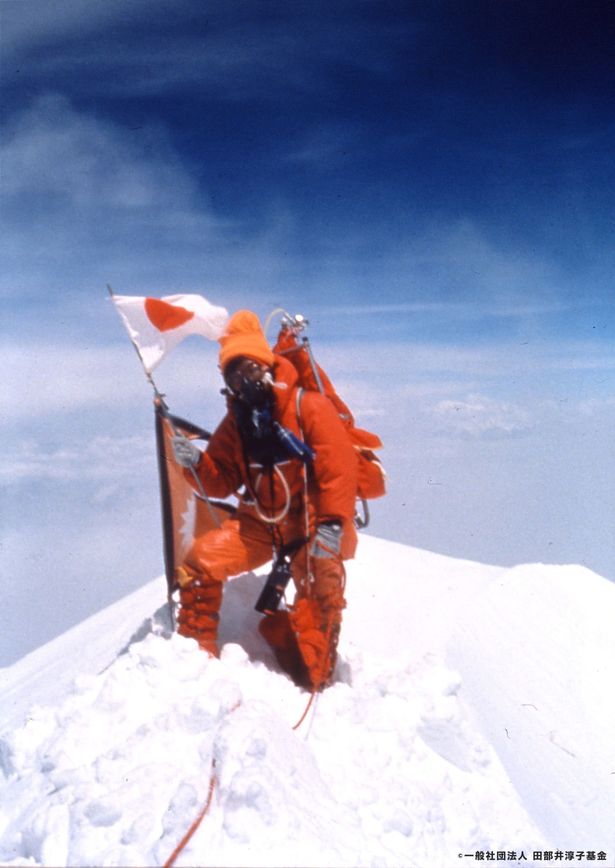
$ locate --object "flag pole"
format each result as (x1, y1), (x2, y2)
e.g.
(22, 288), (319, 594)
(107, 283), (222, 503)
(107, 284), (222, 604)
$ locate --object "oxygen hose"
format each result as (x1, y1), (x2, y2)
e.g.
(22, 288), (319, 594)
(263, 306), (293, 336)
(250, 464), (292, 525)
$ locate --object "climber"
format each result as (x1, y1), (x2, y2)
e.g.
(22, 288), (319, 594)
(171, 310), (358, 690)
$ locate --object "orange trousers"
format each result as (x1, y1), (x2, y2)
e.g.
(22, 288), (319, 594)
(181, 506), (346, 685)
(185, 507), (345, 615)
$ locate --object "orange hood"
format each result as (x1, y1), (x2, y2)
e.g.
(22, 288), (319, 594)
(218, 310), (274, 372)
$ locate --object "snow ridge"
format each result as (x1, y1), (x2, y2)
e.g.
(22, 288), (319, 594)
(0, 626), (539, 867)
(1, 535), (614, 867)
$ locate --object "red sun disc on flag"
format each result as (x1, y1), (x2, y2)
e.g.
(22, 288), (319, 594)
(145, 298), (195, 332)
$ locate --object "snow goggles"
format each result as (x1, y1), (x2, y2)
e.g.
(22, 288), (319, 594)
(224, 358), (269, 394)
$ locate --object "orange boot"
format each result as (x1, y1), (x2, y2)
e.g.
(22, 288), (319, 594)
(290, 556), (346, 690)
(258, 611), (311, 688)
(289, 598), (332, 689)
(175, 568), (223, 657)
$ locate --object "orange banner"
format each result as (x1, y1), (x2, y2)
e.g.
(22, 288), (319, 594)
(155, 400), (234, 593)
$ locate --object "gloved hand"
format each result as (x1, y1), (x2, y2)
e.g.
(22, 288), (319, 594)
(310, 521), (343, 558)
(171, 434), (201, 468)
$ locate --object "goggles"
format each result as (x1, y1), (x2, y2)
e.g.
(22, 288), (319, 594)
(224, 358), (269, 395)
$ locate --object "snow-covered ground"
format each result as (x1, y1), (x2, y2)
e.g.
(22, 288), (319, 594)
(1, 534), (614, 868)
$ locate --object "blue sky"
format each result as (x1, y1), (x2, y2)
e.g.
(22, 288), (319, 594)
(1, 0), (614, 664)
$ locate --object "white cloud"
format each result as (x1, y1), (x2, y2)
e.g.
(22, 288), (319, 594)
(409, 220), (560, 301)
(1, 342), (152, 422)
(318, 299), (575, 319)
(0, 335), (226, 439)
(313, 218), (577, 321)
(0, 0), (154, 59)
(266, 217), (596, 329)
(432, 394), (532, 439)
(0, 95), (229, 303)
(2, 3), (413, 100)
(316, 336), (615, 380)
(577, 395), (615, 417)
(0, 435), (153, 485)
(1, 93), (215, 216)
(0, 95), (309, 307)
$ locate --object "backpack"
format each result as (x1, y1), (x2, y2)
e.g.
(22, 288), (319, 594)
(272, 318), (386, 524)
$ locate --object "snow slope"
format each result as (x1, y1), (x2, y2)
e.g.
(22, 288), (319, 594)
(0, 534), (614, 868)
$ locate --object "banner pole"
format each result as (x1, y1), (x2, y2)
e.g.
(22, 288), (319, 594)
(107, 283), (216, 512)
(108, 284), (222, 617)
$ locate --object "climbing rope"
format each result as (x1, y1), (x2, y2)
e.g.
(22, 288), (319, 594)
(163, 757), (217, 868)
(163, 695), (242, 867)
(292, 688), (318, 731)
(290, 598), (341, 731)
(163, 664), (321, 865)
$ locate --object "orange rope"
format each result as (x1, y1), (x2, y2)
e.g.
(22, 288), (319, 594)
(291, 595), (341, 731)
(163, 758), (217, 868)
(163, 695), (243, 868)
(292, 688), (317, 730)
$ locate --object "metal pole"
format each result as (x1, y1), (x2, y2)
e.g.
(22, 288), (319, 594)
(302, 337), (325, 394)
(108, 284), (215, 500)
(108, 283), (222, 527)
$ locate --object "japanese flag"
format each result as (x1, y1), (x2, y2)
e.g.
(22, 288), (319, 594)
(112, 293), (229, 372)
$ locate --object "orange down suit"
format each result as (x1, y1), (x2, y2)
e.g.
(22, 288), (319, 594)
(181, 353), (358, 685)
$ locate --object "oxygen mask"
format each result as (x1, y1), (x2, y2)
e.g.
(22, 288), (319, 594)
(224, 358), (272, 409)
